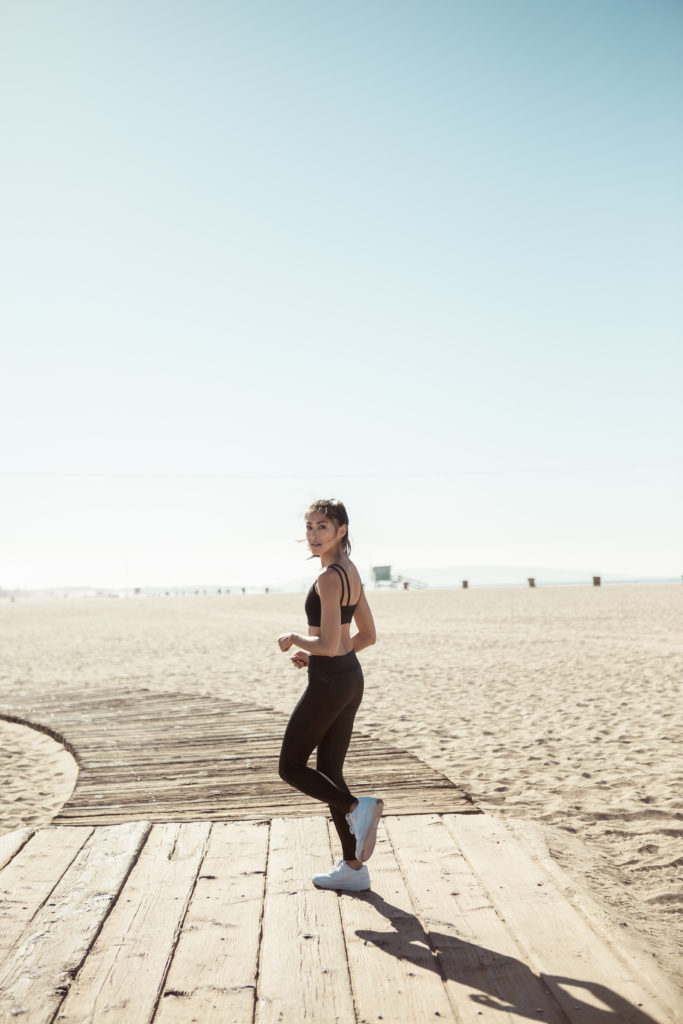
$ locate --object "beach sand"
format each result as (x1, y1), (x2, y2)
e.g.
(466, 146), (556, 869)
(0, 584), (681, 984)
(0, 720), (78, 832)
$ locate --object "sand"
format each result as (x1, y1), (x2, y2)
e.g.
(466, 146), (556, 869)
(0, 720), (78, 832)
(0, 584), (681, 984)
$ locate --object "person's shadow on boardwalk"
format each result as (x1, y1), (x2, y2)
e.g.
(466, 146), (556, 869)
(348, 891), (661, 1023)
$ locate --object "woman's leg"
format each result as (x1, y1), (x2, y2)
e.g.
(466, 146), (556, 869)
(279, 672), (358, 814)
(316, 691), (363, 862)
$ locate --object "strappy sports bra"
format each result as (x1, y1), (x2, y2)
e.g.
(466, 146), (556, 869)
(305, 563), (361, 627)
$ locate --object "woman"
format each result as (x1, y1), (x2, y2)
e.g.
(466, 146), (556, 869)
(278, 498), (382, 892)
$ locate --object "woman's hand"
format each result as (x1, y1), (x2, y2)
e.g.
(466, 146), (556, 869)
(278, 632), (296, 652)
(290, 651), (309, 669)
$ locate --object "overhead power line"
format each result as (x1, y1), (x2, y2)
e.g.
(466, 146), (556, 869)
(0, 463), (680, 482)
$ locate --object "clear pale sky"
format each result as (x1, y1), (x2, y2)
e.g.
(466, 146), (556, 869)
(2, 1), (681, 589)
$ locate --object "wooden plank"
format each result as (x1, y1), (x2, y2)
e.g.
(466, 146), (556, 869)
(66, 756), (461, 777)
(66, 757), (458, 770)
(63, 780), (473, 806)
(67, 750), (460, 768)
(0, 826), (93, 962)
(54, 803), (474, 826)
(449, 814), (677, 1024)
(60, 783), (471, 802)
(333, 818), (456, 1023)
(256, 816), (355, 1024)
(53, 803), (475, 828)
(51, 790), (475, 825)
(155, 820), (269, 1024)
(0, 827), (33, 870)
(0, 822), (150, 1024)
(55, 821), (210, 1024)
(384, 814), (566, 1023)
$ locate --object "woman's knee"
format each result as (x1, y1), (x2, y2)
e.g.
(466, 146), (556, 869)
(278, 751), (293, 784)
(279, 747), (306, 785)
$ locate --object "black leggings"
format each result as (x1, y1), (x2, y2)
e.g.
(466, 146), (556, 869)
(279, 650), (363, 862)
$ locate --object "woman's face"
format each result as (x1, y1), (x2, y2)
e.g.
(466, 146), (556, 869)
(305, 512), (345, 558)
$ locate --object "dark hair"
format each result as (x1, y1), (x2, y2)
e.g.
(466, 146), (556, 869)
(305, 498), (351, 555)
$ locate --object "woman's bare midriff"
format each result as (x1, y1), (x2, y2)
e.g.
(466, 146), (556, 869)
(308, 625), (354, 657)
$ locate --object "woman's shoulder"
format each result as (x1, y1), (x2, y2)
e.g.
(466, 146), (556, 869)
(320, 561), (363, 598)
(316, 561), (358, 588)
(318, 559), (358, 577)
(316, 563), (342, 584)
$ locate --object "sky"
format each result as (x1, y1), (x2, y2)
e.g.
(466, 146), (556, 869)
(1, 0), (682, 589)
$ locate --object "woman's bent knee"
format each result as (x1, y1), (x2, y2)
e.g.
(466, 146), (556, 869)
(279, 752), (300, 787)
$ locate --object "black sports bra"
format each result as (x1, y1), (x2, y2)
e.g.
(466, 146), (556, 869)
(305, 563), (361, 627)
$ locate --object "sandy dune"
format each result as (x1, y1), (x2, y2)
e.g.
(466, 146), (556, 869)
(0, 584), (681, 983)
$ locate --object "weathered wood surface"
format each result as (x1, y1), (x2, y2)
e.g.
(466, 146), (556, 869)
(256, 816), (355, 1024)
(0, 828), (32, 871)
(384, 814), (568, 1023)
(0, 815), (679, 1024)
(0, 688), (477, 823)
(334, 817), (455, 1022)
(450, 814), (678, 1022)
(155, 820), (268, 1024)
(56, 822), (209, 1024)
(0, 822), (150, 1023)
(0, 826), (94, 964)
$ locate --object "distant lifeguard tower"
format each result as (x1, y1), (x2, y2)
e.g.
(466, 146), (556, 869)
(372, 565), (426, 589)
(372, 566), (393, 587)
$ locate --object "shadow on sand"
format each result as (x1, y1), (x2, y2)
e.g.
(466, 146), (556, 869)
(346, 891), (661, 1023)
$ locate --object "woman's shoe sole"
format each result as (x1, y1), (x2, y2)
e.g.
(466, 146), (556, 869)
(356, 798), (384, 862)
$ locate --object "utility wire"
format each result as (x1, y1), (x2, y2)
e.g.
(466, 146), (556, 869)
(0, 462), (681, 482)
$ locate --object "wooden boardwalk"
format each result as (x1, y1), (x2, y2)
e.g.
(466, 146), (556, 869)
(0, 688), (476, 823)
(0, 692), (680, 1023)
(0, 813), (679, 1024)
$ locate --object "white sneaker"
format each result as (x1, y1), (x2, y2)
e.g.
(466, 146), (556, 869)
(312, 860), (370, 892)
(346, 796), (384, 862)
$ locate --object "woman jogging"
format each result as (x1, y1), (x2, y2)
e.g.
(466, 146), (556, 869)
(278, 498), (382, 892)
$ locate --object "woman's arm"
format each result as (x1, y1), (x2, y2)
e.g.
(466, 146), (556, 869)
(278, 569), (343, 657)
(350, 588), (376, 653)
